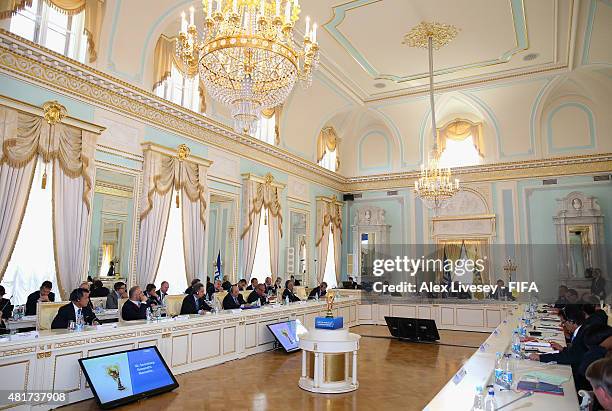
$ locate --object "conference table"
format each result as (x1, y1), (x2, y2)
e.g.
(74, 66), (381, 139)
(5, 309), (120, 331)
(0, 297), (359, 410)
(425, 305), (579, 411)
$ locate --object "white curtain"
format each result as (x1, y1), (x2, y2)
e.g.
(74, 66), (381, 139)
(332, 221), (342, 285)
(137, 190), (172, 288)
(181, 163), (208, 285)
(0, 106), (98, 299)
(316, 219), (330, 284)
(155, 201), (187, 294)
(251, 210), (271, 282)
(0, 107), (36, 281)
(323, 228), (338, 288)
(241, 180), (261, 280)
(267, 201), (281, 281)
(316, 198), (342, 284)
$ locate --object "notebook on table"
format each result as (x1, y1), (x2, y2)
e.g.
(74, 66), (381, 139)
(517, 380), (564, 396)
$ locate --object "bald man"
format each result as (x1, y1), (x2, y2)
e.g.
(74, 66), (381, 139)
(222, 286), (246, 310)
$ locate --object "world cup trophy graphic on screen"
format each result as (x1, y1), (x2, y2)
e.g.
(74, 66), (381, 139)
(326, 291), (335, 318)
(106, 365), (126, 391)
(281, 328), (294, 344)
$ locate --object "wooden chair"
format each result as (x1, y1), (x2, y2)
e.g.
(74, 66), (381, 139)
(294, 286), (308, 300)
(215, 291), (228, 307)
(165, 295), (185, 316)
(239, 290), (251, 301)
(36, 302), (65, 331)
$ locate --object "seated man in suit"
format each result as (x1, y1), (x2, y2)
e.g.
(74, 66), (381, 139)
(121, 286), (149, 321)
(489, 279), (515, 301)
(529, 305), (588, 368)
(246, 277), (258, 291)
(290, 275), (301, 286)
(247, 284), (268, 305)
(25, 281), (55, 315)
(144, 283), (161, 306)
(582, 295), (609, 327)
(223, 285), (246, 310)
(222, 276), (232, 292)
(282, 280), (301, 303)
(180, 283), (212, 315)
(90, 280), (110, 297)
(185, 278), (201, 295)
(264, 277), (274, 294)
(237, 279), (248, 291)
(158, 281), (170, 304)
(106, 281), (127, 309)
(0, 285), (13, 330)
(308, 282), (327, 300)
(51, 288), (99, 329)
(273, 277), (282, 292)
(585, 357), (612, 411)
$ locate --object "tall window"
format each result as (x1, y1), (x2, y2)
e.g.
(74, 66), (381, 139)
(251, 209), (272, 282)
(155, 203), (188, 295)
(9, 0), (87, 62)
(438, 135), (482, 168)
(322, 227), (337, 288)
(253, 115), (275, 145)
(1, 160), (58, 304)
(155, 64), (200, 112)
(318, 148), (338, 172)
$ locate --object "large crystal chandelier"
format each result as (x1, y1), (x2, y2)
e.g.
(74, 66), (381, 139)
(176, 0), (319, 134)
(405, 22), (460, 211)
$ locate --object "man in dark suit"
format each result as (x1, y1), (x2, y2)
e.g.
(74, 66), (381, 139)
(223, 286), (246, 309)
(144, 283), (161, 306)
(264, 277), (274, 294)
(90, 280), (110, 297)
(106, 281), (127, 309)
(591, 268), (607, 301)
(121, 286), (149, 321)
(247, 284), (268, 305)
(0, 285), (13, 330)
(308, 282), (328, 300)
(489, 279), (515, 301)
(221, 276), (232, 292)
(185, 278), (201, 295)
(25, 281), (55, 315)
(237, 279), (248, 291)
(158, 281), (170, 304)
(282, 280), (301, 302)
(529, 305), (588, 367)
(180, 283), (212, 315)
(582, 296), (609, 327)
(246, 278), (258, 291)
(51, 288), (99, 329)
(585, 357), (612, 411)
(290, 275), (301, 286)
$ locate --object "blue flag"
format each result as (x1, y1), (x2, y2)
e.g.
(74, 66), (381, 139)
(214, 251), (222, 282)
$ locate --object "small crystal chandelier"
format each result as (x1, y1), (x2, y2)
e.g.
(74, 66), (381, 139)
(176, 0), (319, 135)
(405, 22), (460, 210)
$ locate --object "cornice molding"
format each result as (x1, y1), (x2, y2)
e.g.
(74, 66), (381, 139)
(141, 142), (213, 168)
(0, 31), (609, 195)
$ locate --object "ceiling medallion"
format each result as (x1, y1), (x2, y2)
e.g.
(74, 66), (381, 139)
(406, 22), (461, 212)
(176, 1), (320, 135)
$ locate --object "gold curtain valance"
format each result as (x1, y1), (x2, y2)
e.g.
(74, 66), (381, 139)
(437, 119), (484, 157)
(153, 35), (206, 113)
(240, 174), (284, 239)
(140, 148), (208, 227)
(261, 105), (283, 145)
(316, 126), (338, 163)
(0, 0), (31, 19)
(44, 0), (86, 15)
(315, 199), (342, 246)
(0, 107), (97, 211)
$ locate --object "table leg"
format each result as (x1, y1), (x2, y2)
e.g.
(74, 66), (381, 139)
(301, 350), (307, 378)
(352, 350), (357, 385)
(314, 352), (320, 388)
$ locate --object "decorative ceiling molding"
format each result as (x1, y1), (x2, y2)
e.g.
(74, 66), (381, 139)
(0, 31), (608, 195)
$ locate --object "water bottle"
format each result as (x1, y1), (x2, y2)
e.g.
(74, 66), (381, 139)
(503, 354), (514, 388)
(494, 352), (504, 386)
(484, 386), (497, 411)
(512, 330), (521, 354)
(146, 307), (152, 321)
(315, 292), (319, 301)
(285, 295), (290, 305)
(472, 386), (485, 411)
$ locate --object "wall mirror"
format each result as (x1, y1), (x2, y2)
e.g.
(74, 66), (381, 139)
(289, 209), (309, 285)
(88, 168), (137, 282)
(207, 191), (239, 282)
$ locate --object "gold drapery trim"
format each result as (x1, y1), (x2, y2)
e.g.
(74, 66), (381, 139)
(153, 35), (206, 113)
(0, 0), (32, 19)
(1, 111), (95, 211)
(437, 119), (484, 158)
(240, 177), (283, 240)
(44, 0), (85, 15)
(261, 105), (283, 145)
(316, 126), (338, 163)
(140, 151), (207, 227)
(315, 202), (342, 246)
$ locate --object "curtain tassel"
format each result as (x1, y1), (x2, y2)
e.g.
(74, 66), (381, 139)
(41, 168), (47, 189)
(176, 191), (180, 208)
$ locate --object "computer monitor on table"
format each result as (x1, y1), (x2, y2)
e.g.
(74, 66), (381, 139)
(384, 317), (440, 342)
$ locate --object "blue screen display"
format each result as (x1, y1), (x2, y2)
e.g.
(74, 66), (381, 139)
(80, 348), (176, 405)
(267, 319), (308, 352)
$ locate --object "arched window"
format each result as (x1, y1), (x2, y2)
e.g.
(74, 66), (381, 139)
(155, 63), (201, 112)
(9, 0), (87, 62)
(437, 119), (484, 168)
(317, 126), (339, 172)
(155, 202), (188, 295)
(253, 115), (276, 145)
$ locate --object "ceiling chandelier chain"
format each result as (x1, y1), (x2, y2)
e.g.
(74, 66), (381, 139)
(405, 21), (461, 211)
(176, 0), (319, 134)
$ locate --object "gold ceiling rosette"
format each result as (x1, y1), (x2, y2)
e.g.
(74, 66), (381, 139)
(175, 0), (319, 135)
